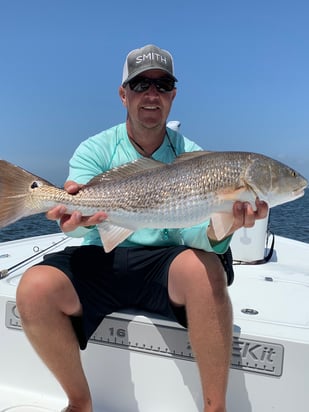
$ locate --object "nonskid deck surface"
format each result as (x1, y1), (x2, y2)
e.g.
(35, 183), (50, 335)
(1, 231), (309, 411)
(0, 385), (64, 411)
(1, 407), (55, 412)
(0, 404), (60, 412)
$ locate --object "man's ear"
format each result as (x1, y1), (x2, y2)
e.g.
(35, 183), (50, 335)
(171, 88), (177, 101)
(119, 86), (127, 107)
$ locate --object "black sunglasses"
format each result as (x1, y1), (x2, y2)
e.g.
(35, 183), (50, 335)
(127, 76), (176, 93)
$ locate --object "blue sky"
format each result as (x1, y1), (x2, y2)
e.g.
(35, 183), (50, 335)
(1, 0), (308, 185)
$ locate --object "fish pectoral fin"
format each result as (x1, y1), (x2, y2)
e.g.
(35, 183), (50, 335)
(218, 187), (257, 210)
(97, 221), (134, 253)
(210, 213), (234, 240)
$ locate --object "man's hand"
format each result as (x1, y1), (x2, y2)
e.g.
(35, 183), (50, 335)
(46, 180), (107, 233)
(230, 198), (268, 232)
(207, 199), (269, 243)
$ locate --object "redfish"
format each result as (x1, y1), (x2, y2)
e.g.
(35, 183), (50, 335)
(0, 151), (307, 252)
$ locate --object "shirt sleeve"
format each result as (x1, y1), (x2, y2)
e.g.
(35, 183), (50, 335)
(63, 226), (96, 238)
(180, 221), (232, 254)
(68, 136), (109, 184)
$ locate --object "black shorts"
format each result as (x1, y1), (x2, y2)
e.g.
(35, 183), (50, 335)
(39, 245), (234, 349)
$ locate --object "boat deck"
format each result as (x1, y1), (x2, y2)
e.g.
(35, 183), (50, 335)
(0, 232), (309, 411)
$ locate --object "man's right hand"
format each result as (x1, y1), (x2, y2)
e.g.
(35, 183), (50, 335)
(46, 180), (107, 233)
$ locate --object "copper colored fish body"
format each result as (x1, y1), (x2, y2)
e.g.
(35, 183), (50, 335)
(0, 151), (307, 252)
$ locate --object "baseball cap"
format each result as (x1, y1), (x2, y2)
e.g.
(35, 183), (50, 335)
(122, 44), (177, 86)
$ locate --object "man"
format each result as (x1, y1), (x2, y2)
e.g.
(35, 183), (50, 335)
(16, 44), (268, 412)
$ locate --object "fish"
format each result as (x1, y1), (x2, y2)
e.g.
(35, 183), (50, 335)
(0, 151), (307, 252)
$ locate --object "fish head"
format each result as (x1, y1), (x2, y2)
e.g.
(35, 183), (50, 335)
(244, 154), (308, 207)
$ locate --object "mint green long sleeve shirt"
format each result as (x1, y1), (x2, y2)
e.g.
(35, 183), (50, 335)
(66, 123), (231, 254)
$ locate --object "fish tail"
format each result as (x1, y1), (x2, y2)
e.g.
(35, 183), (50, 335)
(0, 160), (52, 228)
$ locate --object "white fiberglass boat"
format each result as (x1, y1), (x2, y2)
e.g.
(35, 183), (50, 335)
(0, 217), (309, 412)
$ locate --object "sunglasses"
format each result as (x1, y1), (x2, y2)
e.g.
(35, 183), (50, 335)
(127, 76), (176, 93)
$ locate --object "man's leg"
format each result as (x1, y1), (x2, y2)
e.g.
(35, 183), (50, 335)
(16, 265), (92, 412)
(168, 249), (233, 412)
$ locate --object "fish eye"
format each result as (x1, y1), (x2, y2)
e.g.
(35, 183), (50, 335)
(30, 181), (39, 189)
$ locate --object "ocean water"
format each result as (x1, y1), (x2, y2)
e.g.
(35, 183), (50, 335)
(0, 190), (308, 244)
(268, 188), (309, 243)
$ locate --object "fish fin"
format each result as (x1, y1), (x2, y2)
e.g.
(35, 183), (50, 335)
(172, 151), (213, 163)
(86, 158), (164, 185)
(97, 221), (134, 253)
(0, 160), (53, 228)
(218, 187), (258, 210)
(210, 213), (235, 240)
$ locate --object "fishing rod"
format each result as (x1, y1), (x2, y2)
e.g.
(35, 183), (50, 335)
(0, 236), (69, 280)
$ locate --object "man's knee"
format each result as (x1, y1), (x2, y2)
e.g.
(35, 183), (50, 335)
(16, 266), (49, 317)
(193, 250), (228, 300)
(17, 266), (69, 317)
(188, 248), (227, 281)
(169, 249), (228, 305)
(17, 266), (45, 298)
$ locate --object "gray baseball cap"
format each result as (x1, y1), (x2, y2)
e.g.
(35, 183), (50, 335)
(122, 44), (178, 86)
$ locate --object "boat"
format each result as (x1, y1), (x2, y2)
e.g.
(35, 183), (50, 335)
(0, 216), (309, 412)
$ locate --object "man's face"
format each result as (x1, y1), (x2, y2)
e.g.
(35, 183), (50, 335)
(119, 69), (177, 130)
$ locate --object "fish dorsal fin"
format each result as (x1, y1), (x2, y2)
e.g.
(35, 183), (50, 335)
(87, 158), (164, 185)
(172, 150), (212, 164)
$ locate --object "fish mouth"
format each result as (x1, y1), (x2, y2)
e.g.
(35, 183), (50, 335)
(293, 187), (306, 199)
